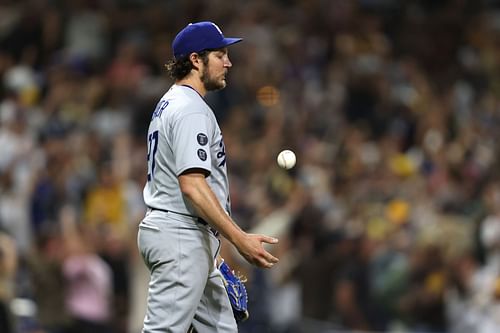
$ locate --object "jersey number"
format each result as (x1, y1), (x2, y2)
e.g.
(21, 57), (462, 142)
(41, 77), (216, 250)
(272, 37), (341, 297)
(147, 130), (159, 181)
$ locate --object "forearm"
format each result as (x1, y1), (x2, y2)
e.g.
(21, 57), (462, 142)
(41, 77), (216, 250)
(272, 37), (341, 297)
(179, 172), (245, 245)
(179, 171), (279, 268)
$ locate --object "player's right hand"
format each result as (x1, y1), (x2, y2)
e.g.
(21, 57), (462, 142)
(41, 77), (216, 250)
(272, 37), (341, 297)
(235, 233), (279, 268)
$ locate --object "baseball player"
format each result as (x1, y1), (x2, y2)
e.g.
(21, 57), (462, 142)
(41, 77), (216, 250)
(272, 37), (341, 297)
(138, 21), (279, 333)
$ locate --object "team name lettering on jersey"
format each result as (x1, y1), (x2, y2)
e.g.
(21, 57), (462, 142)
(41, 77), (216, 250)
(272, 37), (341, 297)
(217, 137), (226, 167)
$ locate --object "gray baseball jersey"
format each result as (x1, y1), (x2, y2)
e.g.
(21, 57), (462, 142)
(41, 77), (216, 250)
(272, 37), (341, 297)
(143, 84), (231, 216)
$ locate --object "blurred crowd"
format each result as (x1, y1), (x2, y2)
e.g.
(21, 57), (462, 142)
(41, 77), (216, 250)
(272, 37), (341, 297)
(1, 0), (500, 332)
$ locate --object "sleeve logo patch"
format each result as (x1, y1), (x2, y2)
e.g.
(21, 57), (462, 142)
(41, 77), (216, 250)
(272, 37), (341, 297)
(197, 133), (208, 146)
(197, 149), (207, 161)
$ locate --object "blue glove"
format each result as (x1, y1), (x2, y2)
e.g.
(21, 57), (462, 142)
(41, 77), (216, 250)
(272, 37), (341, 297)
(218, 260), (249, 322)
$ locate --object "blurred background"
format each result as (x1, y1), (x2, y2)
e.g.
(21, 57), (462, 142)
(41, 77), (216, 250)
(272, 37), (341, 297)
(1, 0), (500, 332)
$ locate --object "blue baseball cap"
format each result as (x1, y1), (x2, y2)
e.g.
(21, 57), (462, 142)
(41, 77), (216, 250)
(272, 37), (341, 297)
(172, 21), (242, 59)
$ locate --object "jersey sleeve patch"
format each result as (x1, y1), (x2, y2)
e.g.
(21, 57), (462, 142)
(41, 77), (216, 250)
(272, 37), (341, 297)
(197, 149), (207, 161)
(197, 133), (208, 146)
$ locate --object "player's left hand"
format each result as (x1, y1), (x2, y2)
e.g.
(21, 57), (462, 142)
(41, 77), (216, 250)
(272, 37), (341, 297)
(218, 259), (249, 322)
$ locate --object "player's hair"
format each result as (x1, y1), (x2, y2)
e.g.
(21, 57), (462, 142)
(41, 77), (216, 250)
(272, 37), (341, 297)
(166, 50), (210, 80)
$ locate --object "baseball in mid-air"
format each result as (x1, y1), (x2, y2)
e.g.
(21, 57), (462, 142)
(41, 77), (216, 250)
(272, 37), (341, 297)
(277, 149), (296, 169)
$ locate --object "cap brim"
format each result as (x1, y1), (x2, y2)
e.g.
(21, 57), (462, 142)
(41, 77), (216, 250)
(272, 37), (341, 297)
(219, 37), (243, 48)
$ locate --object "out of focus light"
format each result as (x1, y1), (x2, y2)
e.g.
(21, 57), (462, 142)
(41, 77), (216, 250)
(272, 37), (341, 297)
(256, 85), (280, 107)
(423, 129), (444, 154)
(10, 298), (37, 317)
(385, 199), (410, 225)
(389, 153), (416, 177)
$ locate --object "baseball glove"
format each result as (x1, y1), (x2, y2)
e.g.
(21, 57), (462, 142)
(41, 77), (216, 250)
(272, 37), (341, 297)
(218, 260), (249, 322)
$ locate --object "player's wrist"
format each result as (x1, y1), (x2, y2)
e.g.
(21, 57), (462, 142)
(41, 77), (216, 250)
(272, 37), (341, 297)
(226, 228), (247, 249)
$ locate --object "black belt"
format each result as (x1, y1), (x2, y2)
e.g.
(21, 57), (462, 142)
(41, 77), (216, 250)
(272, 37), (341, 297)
(147, 207), (218, 236)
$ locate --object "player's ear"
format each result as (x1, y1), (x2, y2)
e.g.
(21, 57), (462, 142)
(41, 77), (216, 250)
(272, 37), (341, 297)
(189, 52), (203, 70)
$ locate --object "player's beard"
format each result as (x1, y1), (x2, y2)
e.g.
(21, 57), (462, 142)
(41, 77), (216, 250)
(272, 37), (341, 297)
(201, 67), (226, 91)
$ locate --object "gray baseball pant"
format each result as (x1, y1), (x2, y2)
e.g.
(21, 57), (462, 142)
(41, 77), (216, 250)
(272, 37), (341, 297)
(137, 210), (238, 333)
